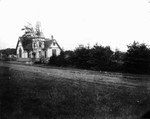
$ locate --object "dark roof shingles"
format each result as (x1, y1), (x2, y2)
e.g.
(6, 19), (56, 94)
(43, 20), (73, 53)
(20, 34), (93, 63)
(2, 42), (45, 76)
(16, 36), (61, 51)
(44, 40), (53, 50)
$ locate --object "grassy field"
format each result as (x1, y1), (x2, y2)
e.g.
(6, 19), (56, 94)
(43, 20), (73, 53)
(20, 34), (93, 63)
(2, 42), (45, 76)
(0, 62), (150, 119)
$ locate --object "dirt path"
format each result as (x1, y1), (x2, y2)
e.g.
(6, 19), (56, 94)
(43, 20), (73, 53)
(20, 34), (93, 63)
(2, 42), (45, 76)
(0, 61), (150, 89)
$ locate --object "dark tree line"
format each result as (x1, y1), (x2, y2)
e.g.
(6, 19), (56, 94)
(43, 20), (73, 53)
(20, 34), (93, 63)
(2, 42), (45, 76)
(49, 44), (121, 72)
(123, 41), (150, 74)
(0, 48), (16, 61)
(49, 41), (150, 74)
(0, 48), (16, 56)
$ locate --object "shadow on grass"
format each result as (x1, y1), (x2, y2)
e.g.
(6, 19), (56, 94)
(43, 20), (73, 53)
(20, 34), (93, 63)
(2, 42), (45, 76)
(0, 66), (150, 119)
(0, 67), (97, 119)
(0, 67), (23, 119)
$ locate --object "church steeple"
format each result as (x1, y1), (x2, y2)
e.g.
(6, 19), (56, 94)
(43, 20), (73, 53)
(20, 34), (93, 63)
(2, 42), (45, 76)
(35, 21), (44, 37)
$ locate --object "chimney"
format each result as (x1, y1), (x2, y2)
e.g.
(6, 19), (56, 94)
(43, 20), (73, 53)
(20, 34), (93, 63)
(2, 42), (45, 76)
(51, 35), (54, 40)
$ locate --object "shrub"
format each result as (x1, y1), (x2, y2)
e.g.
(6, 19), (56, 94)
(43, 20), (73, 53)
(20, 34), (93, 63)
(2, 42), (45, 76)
(123, 41), (150, 74)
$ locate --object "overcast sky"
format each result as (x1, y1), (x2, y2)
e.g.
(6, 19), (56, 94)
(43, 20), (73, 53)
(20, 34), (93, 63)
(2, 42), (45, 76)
(0, 0), (150, 51)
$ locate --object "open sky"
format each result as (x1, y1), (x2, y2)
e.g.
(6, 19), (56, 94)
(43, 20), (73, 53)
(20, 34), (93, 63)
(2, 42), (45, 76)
(0, 0), (150, 51)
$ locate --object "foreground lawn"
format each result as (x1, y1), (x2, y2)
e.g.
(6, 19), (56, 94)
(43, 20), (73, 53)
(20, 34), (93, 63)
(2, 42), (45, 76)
(0, 64), (150, 119)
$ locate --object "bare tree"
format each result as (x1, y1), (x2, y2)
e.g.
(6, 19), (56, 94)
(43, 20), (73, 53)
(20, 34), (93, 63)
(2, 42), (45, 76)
(21, 22), (35, 37)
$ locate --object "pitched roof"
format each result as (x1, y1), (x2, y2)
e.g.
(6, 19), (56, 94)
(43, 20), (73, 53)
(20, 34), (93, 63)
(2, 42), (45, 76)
(21, 37), (33, 51)
(43, 39), (62, 50)
(44, 40), (53, 50)
(16, 36), (62, 51)
(16, 37), (33, 51)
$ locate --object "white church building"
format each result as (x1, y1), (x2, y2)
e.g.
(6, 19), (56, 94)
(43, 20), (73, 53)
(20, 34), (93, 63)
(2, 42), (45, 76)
(16, 22), (62, 62)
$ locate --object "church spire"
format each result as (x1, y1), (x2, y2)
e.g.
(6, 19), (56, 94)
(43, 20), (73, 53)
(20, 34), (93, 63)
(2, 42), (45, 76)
(35, 21), (44, 37)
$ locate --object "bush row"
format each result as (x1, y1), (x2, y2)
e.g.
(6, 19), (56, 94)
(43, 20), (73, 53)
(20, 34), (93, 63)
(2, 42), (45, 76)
(49, 42), (150, 74)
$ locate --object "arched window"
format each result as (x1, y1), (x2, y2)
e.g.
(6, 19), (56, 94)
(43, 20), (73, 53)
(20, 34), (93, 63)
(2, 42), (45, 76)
(45, 51), (47, 58)
(34, 43), (36, 48)
(19, 48), (22, 58)
(28, 52), (30, 58)
(39, 42), (42, 47)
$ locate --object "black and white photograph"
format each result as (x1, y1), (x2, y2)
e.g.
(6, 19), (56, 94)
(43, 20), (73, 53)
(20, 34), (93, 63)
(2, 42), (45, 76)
(0, 0), (150, 118)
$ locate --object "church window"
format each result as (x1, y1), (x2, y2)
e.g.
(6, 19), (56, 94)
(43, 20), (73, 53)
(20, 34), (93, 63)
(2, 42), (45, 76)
(45, 51), (47, 58)
(52, 49), (56, 56)
(39, 42), (42, 47)
(19, 48), (22, 58)
(28, 52), (30, 58)
(39, 51), (41, 57)
(34, 43), (36, 48)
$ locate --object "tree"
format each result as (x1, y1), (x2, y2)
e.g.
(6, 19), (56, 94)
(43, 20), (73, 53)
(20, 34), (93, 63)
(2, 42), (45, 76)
(112, 49), (125, 62)
(21, 22), (35, 37)
(123, 41), (150, 74)
(48, 44), (114, 71)
(49, 55), (58, 65)
(73, 47), (91, 69)
(89, 45), (113, 71)
(0, 48), (16, 56)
